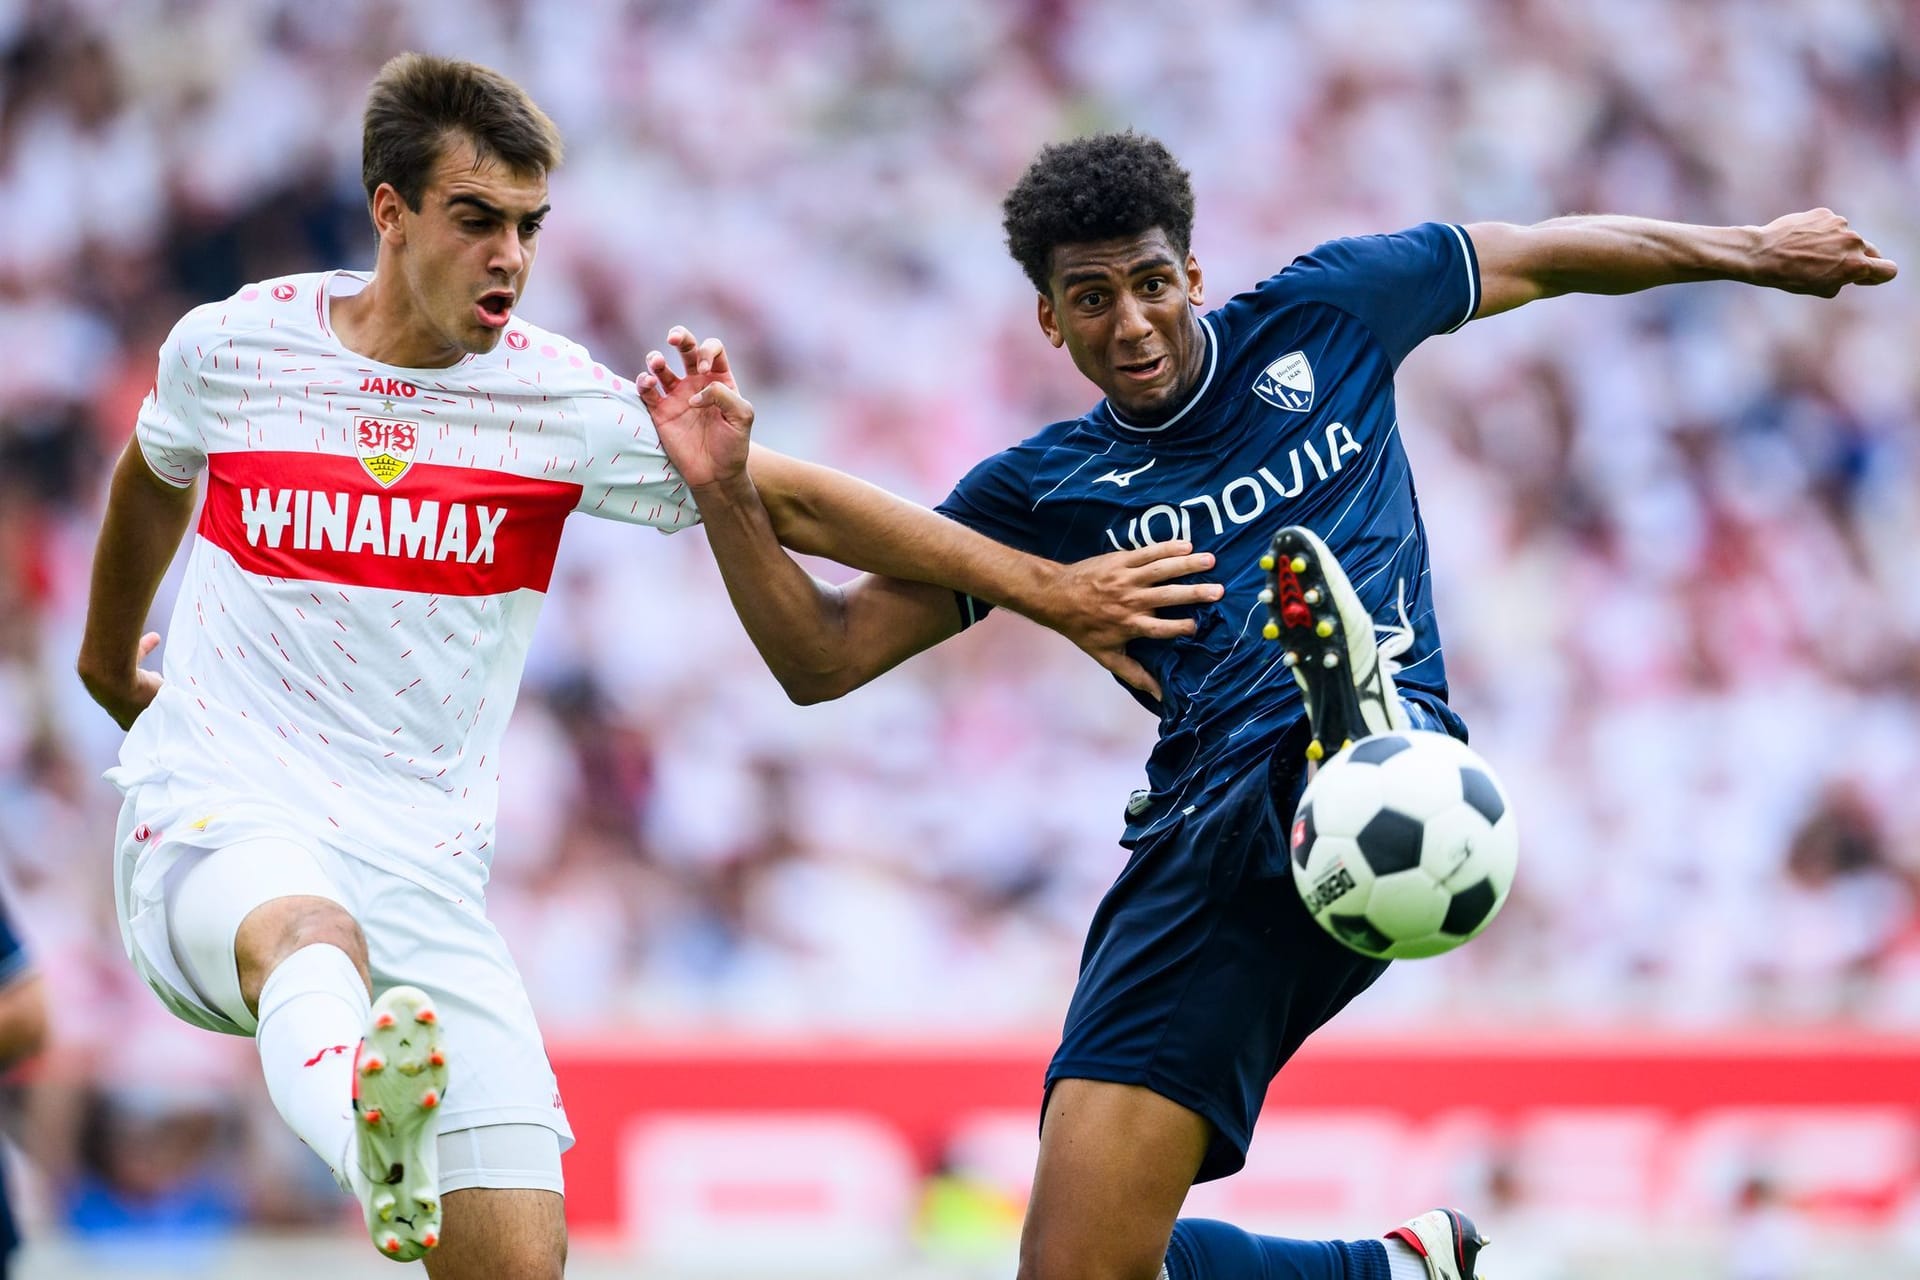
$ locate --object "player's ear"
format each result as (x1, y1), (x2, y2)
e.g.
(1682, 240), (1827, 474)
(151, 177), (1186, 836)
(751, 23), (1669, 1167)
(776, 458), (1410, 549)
(1036, 293), (1065, 349)
(1185, 254), (1204, 307)
(369, 183), (408, 247)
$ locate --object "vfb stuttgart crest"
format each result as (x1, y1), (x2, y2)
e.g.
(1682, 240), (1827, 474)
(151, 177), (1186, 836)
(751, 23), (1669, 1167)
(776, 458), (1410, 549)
(356, 416), (419, 487)
(1253, 350), (1314, 413)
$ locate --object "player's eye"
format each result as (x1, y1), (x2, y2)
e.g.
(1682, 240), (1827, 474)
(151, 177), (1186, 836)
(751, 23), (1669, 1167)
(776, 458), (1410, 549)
(1077, 291), (1105, 309)
(521, 221), (543, 238)
(1142, 278), (1166, 295)
(462, 218), (490, 232)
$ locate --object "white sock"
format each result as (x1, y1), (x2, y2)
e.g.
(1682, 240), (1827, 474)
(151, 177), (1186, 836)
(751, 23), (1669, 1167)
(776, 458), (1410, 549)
(1385, 1237), (1433, 1280)
(255, 943), (370, 1192)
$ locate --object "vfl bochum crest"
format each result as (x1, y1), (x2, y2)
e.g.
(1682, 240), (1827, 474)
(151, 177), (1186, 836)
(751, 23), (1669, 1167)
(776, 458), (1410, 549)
(1253, 350), (1314, 413)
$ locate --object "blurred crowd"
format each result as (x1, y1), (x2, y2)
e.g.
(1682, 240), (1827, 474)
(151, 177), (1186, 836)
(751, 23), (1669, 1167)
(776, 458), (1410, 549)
(0, 0), (1917, 1245)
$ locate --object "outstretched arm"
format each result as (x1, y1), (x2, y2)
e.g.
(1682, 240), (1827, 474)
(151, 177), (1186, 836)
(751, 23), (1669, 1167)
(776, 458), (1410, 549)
(641, 329), (1218, 701)
(674, 452), (969, 703)
(1468, 209), (1897, 319)
(745, 443), (1214, 673)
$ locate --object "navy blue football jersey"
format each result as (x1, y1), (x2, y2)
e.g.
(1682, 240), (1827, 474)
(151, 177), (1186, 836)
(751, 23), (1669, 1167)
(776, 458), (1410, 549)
(938, 222), (1479, 838)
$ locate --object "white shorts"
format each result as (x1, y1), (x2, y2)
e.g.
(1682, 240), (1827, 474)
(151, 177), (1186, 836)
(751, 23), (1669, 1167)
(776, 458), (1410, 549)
(110, 772), (575, 1157)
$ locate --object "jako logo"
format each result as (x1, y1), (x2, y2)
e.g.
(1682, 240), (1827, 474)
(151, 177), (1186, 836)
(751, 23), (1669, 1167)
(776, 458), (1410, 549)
(1104, 422), (1363, 550)
(359, 376), (418, 398)
(240, 490), (509, 564)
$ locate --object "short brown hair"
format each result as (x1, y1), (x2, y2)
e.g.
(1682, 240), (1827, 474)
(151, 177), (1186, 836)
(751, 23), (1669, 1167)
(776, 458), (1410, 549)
(362, 53), (563, 211)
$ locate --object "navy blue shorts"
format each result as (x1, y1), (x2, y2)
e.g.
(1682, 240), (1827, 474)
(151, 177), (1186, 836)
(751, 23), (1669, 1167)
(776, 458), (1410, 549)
(1045, 695), (1464, 1182)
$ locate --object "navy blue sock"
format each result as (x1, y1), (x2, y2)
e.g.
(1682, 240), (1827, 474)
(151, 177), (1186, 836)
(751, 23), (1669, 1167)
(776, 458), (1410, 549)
(1164, 1219), (1391, 1280)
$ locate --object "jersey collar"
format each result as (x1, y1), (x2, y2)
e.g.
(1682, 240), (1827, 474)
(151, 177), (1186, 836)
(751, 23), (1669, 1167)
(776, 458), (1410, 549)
(1103, 314), (1219, 435)
(319, 270), (483, 372)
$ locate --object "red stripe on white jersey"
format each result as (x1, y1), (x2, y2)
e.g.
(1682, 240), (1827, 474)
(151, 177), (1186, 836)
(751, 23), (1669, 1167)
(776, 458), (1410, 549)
(199, 451), (580, 596)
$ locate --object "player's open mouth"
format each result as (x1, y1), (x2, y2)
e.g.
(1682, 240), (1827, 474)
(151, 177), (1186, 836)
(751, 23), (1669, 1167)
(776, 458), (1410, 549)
(1117, 355), (1167, 382)
(475, 292), (514, 329)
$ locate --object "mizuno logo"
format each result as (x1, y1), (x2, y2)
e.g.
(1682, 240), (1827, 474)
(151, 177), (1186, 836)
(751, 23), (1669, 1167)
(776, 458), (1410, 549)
(1094, 459), (1156, 487)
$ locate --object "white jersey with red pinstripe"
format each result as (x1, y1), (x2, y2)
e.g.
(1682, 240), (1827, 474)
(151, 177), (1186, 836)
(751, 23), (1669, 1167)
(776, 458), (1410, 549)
(120, 270), (695, 904)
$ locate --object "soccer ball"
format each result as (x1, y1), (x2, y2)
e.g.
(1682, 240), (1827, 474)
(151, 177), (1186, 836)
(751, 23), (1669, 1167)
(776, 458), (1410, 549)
(1289, 730), (1517, 960)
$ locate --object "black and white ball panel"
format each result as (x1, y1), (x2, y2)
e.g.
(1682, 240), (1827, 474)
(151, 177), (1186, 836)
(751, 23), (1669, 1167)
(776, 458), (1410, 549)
(1290, 729), (1518, 961)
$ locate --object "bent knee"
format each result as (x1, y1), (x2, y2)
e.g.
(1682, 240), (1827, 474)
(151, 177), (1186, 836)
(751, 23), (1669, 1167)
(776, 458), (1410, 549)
(235, 896), (368, 1005)
(288, 900), (365, 960)
(252, 896), (365, 962)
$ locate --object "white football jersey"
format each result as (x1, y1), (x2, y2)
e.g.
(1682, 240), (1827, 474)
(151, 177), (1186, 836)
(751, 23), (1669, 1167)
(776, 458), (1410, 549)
(118, 270), (696, 904)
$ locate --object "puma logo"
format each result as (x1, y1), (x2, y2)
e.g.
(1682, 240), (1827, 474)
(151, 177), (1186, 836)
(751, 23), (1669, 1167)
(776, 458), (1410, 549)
(304, 1044), (351, 1067)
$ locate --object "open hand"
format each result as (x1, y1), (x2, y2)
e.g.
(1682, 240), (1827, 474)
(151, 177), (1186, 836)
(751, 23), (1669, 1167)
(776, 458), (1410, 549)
(80, 631), (164, 730)
(1036, 541), (1222, 699)
(637, 327), (755, 490)
(1752, 210), (1898, 297)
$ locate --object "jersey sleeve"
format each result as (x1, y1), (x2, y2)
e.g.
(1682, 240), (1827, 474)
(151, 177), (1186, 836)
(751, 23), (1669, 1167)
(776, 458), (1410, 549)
(135, 307), (217, 487)
(933, 444), (1043, 629)
(568, 353), (700, 533)
(1278, 222), (1480, 367)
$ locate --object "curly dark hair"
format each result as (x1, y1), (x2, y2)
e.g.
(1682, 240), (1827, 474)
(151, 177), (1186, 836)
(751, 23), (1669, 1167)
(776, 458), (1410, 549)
(1002, 131), (1196, 295)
